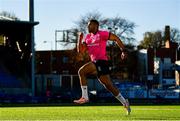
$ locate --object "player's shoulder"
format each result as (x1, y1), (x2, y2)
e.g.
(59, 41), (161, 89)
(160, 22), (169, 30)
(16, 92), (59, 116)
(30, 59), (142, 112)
(98, 30), (109, 34)
(98, 30), (109, 33)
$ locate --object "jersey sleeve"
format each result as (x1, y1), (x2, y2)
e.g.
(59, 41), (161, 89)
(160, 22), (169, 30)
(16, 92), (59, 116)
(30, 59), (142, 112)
(100, 31), (109, 41)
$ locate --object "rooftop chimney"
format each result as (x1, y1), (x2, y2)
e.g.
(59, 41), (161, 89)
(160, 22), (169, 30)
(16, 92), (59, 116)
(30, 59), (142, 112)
(165, 25), (171, 48)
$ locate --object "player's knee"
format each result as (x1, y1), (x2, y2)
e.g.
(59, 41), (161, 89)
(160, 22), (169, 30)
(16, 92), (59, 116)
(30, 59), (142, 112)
(78, 68), (85, 76)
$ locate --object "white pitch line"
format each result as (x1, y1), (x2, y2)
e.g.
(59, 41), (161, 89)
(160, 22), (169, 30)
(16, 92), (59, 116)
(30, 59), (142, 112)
(8, 120), (180, 121)
(133, 108), (180, 111)
(100, 108), (180, 111)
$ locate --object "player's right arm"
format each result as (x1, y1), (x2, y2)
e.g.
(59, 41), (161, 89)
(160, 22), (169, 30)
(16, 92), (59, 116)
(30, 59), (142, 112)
(76, 32), (87, 61)
(77, 32), (87, 53)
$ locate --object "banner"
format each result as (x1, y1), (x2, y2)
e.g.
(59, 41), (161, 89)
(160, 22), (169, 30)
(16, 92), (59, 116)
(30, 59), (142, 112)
(149, 89), (179, 99)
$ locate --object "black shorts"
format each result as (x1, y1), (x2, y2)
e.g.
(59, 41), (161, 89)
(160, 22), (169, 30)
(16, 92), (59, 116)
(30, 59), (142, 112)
(93, 60), (112, 77)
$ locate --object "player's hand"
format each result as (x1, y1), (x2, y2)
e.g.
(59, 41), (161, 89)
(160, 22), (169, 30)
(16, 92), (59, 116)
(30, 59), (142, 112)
(121, 51), (128, 60)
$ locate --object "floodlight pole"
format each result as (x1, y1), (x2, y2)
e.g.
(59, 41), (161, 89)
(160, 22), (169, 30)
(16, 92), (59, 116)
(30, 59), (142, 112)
(29, 0), (35, 97)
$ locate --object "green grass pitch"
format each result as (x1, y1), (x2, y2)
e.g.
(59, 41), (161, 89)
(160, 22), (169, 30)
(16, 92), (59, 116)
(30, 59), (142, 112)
(0, 105), (180, 120)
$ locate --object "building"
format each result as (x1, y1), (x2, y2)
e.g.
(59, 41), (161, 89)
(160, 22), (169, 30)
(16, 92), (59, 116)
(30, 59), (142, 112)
(146, 26), (179, 88)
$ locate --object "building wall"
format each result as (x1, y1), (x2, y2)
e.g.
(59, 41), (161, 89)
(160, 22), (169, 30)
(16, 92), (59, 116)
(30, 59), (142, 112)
(175, 61), (180, 86)
(35, 49), (88, 75)
(147, 48), (177, 75)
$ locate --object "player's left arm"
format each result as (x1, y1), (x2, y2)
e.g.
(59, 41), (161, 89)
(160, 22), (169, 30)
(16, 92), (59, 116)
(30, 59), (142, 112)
(108, 32), (125, 51)
(108, 32), (127, 60)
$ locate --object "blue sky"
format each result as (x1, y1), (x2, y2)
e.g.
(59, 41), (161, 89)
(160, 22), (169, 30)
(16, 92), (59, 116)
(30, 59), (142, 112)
(0, 0), (180, 50)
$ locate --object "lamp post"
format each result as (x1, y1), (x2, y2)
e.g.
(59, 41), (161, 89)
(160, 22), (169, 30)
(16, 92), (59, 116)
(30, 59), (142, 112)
(29, 0), (35, 97)
(43, 41), (53, 74)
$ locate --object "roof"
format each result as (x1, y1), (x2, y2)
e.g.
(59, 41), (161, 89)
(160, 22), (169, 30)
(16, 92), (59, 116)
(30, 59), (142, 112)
(0, 20), (39, 34)
(0, 16), (14, 20)
(0, 20), (39, 27)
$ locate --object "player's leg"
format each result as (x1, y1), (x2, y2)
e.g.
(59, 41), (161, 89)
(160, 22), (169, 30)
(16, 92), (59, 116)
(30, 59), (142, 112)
(98, 75), (131, 115)
(74, 62), (97, 104)
(98, 75), (125, 103)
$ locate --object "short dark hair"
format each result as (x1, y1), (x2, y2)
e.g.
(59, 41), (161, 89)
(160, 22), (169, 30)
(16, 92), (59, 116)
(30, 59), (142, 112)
(89, 19), (99, 26)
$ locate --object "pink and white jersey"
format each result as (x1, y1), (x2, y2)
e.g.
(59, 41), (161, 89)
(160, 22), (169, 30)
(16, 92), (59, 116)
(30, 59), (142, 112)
(84, 30), (109, 62)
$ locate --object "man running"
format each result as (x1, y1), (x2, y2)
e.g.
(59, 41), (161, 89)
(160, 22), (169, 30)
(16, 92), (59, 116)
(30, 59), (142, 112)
(74, 19), (131, 115)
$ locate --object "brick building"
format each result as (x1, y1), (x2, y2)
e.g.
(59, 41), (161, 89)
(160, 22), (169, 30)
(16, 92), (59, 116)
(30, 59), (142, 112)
(146, 26), (179, 88)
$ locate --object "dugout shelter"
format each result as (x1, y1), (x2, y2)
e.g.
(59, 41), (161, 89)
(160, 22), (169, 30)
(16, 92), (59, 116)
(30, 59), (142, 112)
(0, 20), (38, 102)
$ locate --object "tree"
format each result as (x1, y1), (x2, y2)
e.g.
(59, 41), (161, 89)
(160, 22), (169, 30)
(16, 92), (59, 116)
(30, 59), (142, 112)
(59, 10), (136, 51)
(73, 11), (136, 45)
(0, 11), (19, 20)
(139, 31), (162, 49)
(138, 28), (180, 49)
(101, 17), (136, 45)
